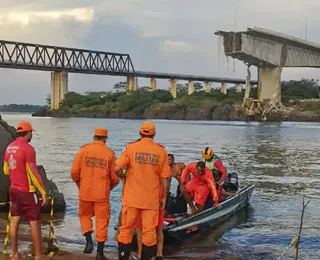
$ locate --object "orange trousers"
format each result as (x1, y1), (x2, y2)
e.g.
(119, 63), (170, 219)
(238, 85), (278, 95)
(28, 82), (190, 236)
(117, 206), (158, 247)
(79, 200), (110, 242)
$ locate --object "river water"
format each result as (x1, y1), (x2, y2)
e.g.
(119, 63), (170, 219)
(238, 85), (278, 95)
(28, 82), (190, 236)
(1, 113), (319, 260)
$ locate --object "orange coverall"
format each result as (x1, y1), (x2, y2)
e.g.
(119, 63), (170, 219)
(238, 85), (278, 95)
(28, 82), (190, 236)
(71, 140), (119, 242)
(116, 138), (171, 247)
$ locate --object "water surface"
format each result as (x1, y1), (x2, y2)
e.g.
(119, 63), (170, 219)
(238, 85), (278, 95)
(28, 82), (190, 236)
(1, 113), (319, 259)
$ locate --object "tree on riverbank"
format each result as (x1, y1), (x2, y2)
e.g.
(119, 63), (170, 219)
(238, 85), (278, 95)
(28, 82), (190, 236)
(36, 78), (320, 117)
(0, 104), (47, 112)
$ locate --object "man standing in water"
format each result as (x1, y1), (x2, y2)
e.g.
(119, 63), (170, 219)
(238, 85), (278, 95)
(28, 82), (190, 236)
(71, 128), (119, 260)
(3, 122), (48, 260)
(115, 121), (170, 260)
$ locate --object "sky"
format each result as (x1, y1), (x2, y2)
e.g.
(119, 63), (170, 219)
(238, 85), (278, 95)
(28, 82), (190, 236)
(1, 0), (320, 105)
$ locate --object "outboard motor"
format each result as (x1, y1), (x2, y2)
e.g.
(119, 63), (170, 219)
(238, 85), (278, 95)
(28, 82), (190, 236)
(223, 172), (239, 192)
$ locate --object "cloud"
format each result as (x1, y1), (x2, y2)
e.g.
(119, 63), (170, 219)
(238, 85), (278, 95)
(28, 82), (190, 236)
(0, 0), (320, 104)
(160, 40), (195, 53)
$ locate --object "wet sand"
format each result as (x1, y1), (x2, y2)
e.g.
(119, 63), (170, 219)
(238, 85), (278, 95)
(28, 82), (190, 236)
(0, 253), (119, 260)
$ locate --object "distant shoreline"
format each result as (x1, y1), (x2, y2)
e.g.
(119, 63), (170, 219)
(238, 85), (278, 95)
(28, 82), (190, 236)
(31, 104), (320, 123)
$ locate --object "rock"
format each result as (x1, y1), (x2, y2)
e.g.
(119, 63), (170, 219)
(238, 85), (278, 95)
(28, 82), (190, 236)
(0, 115), (16, 206)
(0, 115), (66, 213)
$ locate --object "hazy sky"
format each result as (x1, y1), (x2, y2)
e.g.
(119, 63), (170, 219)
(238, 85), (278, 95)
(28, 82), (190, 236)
(0, 0), (320, 105)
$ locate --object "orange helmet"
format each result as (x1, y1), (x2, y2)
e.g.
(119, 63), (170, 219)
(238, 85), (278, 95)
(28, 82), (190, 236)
(202, 147), (213, 160)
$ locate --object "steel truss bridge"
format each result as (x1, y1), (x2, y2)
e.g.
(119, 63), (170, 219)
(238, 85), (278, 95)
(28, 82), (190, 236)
(0, 39), (257, 85)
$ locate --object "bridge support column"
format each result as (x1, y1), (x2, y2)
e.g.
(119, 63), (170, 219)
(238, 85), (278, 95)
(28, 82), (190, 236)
(127, 76), (138, 91)
(258, 67), (281, 104)
(205, 81), (211, 92)
(51, 72), (68, 110)
(150, 78), (157, 91)
(220, 83), (227, 95)
(170, 79), (177, 98)
(235, 84), (242, 92)
(188, 80), (195, 95)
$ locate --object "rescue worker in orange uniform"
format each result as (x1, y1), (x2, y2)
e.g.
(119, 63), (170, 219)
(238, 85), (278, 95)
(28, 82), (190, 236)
(71, 128), (119, 260)
(135, 186), (164, 260)
(180, 161), (221, 215)
(3, 122), (48, 260)
(115, 121), (171, 260)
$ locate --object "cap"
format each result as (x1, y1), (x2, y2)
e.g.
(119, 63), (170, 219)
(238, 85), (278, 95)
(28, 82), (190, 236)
(16, 122), (35, 133)
(139, 121), (156, 136)
(94, 128), (108, 137)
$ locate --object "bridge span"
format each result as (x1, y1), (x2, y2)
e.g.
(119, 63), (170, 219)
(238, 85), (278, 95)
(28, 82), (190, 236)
(215, 26), (320, 118)
(0, 39), (255, 110)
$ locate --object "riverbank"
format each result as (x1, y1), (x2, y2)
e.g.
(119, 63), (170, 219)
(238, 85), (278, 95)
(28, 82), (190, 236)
(32, 100), (320, 122)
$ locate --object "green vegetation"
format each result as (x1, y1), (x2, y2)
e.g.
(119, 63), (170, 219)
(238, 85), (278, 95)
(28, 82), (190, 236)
(49, 78), (320, 115)
(0, 104), (48, 113)
(57, 81), (243, 114)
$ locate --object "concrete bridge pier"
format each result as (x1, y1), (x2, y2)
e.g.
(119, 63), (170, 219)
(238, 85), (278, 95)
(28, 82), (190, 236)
(258, 67), (281, 104)
(188, 80), (195, 95)
(150, 78), (157, 91)
(220, 82), (227, 95)
(170, 79), (177, 98)
(205, 81), (211, 92)
(127, 76), (138, 91)
(235, 84), (242, 92)
(51, 71), (68, 110)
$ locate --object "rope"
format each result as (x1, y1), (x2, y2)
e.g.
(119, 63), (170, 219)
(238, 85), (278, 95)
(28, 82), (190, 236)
(48, 197), (60, 257)
(1, 196), (60, 257)
(1, 204), (11, 257)
(277, 235), (299, 260)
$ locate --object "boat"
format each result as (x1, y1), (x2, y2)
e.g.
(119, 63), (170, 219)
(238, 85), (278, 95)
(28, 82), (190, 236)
(0, 165), (66, 214)
(162, 184), (255, 245)
(115, 172), (255, 246)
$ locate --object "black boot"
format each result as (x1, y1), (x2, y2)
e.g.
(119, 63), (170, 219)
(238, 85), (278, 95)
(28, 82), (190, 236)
(155, 257), (163, 260)
(141, 244), (157, 260)
(95, 242), (107, 260)
(118, 242), (131, 260)
(83, 232), (94, 254)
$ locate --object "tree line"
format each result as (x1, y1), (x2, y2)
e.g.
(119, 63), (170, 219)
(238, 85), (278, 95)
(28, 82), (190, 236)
(45, 78), (320, 113)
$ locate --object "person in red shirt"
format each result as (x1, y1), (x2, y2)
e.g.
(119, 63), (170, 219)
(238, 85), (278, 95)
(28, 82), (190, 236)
(180, 161), (221, 215)
(3, 122), (48, 260)
(201, 147), (228, 186)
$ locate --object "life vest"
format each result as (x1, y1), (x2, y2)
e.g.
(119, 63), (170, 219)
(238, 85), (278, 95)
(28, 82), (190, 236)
(203, 154), (221, 182)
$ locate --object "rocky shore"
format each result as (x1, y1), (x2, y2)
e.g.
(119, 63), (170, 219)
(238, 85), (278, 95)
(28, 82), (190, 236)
(0, 115), (16, 203)
(0, 115), (66, 212)
(32, 102), (320, 122)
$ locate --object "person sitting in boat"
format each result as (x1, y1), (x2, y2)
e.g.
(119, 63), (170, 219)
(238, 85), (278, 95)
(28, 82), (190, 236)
(168, 154), (186, 195)
(166, 154), (188, 216)
(201, 147), (228, 186)
(180, 161), (221, 215)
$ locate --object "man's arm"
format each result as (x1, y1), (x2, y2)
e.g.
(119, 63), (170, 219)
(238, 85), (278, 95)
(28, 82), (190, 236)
(180, 164), (190, 184)
(109, 152), (120, 190)
(3, 152), (9, 175)
(115, 146), (130, 179)
(70, 149), (82, 187)
(205, 170), (219, 203)
(214, 160), (227, 185)
(25, 147), (47, 195)
(160, 152), (171, 210)
(161, 153), (171, 201)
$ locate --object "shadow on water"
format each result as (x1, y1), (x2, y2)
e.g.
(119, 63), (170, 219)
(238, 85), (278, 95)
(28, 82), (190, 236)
(163, 207), (258, 259)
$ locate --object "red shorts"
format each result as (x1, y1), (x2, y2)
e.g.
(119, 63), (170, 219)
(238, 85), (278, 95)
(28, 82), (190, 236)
(185, 179), (210, 206)
(9, 188), (41, 222)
